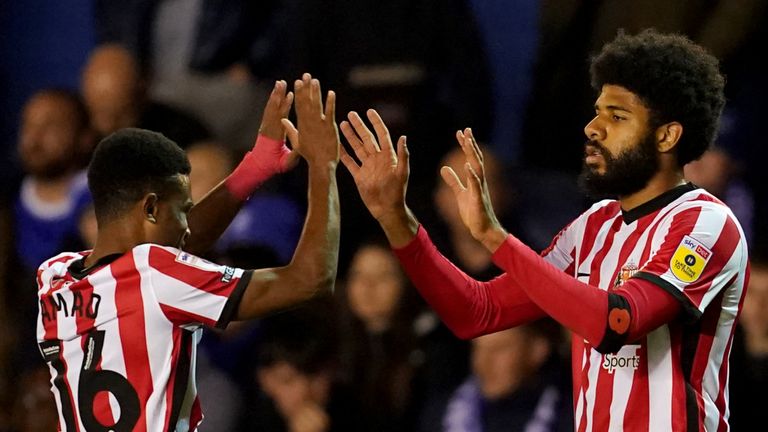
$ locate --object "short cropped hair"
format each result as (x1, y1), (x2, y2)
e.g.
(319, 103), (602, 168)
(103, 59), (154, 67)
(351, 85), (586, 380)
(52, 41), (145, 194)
(88, 128), (190, 223)
(590, 29), (726, 166)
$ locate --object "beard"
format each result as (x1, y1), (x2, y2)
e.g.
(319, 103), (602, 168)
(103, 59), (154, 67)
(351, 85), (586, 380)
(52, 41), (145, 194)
(578, 131), (659, 199)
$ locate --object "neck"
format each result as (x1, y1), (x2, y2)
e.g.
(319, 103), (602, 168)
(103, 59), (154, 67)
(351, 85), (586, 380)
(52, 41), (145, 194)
(619, 166), (685, 212)
(85, 218), (144, 267)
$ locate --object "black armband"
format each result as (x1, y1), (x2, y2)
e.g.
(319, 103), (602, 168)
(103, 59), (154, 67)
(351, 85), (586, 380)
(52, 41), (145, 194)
(595, 293), (632, 354)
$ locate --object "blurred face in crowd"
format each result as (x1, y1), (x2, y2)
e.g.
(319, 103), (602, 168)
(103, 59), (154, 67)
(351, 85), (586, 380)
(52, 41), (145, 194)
(471, 327), (549, 400)
(684, 148), (732, 197)
(258, 361), (330, 418)
(581, 85), (661, 198)
(435, 145), (506, 230)
(740, 264), (768, 348)
(346, 245), (405, 332)
(82, 45), (143, 138)
(186, 142), (232, 203)
(18, 93), (84, 179)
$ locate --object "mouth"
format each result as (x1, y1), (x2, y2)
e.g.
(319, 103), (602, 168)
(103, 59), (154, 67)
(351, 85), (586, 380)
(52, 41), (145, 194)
(585, 145), (603, 166)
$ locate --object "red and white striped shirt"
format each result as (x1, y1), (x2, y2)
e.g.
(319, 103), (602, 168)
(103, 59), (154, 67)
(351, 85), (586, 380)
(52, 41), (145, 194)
(542, 184), (748, 431)
(36, 243), (251, 432)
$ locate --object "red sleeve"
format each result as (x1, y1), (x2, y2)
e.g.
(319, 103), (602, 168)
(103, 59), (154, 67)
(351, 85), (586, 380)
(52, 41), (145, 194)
(491, 234), (681, 351)
(392, 226), (545, 339)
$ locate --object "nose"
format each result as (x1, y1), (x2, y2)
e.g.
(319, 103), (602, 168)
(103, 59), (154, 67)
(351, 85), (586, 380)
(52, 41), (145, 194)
(584, 116), (604, 142)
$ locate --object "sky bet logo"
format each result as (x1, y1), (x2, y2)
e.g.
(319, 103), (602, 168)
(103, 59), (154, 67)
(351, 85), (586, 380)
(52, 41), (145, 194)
(670, 235), (712, 283)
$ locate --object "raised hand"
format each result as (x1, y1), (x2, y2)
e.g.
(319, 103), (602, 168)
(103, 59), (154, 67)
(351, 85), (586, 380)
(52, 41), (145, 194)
(223, 80), (298, 202)
(339, 109), (417, 247)
(281, 73), (339, 167)
(440, 128), (507, 251)
(249, 80), (300, 176)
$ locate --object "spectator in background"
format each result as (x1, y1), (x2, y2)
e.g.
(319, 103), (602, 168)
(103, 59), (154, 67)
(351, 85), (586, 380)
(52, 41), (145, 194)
(441, 321), (572, 432)
(282, 0), (493, 274)
(81, 43), (211, 148)
(684, 146), (753, 245)
(13, 89), (94, 273)
(0, 88), (94, 429)
(432, 144), (520, 279)
(729, 258), (768, 430)
(340, 239), (468, 431)
(248, 304), (360, 432)
(94, 0), (283, 152)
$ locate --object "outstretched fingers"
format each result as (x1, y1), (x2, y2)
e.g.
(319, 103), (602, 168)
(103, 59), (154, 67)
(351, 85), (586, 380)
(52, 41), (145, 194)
(339, 145), (361, 178)
(347, 111), (381, 154)
(366, 109), (394, 155)
(340, 120), (368, 162)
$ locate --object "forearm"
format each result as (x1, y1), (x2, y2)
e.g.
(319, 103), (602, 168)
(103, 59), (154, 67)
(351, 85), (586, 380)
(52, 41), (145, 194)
(492, 235), (607, 345)
(286, 162), (340, 294)
(393, 226), (545, 339)
(183, 182), (243, 255)
(491, 235), (680, 352)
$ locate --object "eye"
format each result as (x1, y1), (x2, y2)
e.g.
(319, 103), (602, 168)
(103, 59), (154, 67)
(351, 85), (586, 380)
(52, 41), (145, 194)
(612, 114), (626, 121)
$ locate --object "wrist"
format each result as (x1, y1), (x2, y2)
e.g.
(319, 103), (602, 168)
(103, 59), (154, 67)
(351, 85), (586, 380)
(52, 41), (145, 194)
(479, 226), (508, 253)
(377, 207), (418, 248)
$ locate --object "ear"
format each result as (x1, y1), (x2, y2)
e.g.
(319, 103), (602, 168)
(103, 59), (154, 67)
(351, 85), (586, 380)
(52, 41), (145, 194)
(142, 193), (159, 223)
(656, 122), (683, 153)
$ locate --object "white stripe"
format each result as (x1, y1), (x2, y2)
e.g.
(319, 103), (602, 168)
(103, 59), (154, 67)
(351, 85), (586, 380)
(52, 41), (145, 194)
(596, 221), (638, 290)
(608, 345), (640, 431)
(647, 326), (673, 430)
(574, 344), (588, 431)
(152, 271), (230, 323)
(584, 349), (603, 431)
(134, 245), (173, 431)
(576, 214), (622, 284)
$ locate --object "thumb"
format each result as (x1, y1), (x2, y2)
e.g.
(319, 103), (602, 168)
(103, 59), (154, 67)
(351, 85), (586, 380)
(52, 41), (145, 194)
(440, 166), (465, 196)
(281, 118), (299, 149)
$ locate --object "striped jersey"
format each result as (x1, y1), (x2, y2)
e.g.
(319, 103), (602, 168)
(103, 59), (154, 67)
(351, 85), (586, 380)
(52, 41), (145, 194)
(541, 183), (749, 431)
(36, 243), (251, 432)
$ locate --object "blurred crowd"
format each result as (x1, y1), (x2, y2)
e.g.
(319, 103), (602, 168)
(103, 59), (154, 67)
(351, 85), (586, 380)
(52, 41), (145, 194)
(1, 1), (767, 431)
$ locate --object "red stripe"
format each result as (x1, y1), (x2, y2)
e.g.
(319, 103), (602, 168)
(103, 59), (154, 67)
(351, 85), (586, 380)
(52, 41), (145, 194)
(72, 278), (116, 426)
(112, 253), (151, 432)
(590, 360), (614, 432)
(162, 327), (184, 431)
(689, 288), (727, 431)
(669, 326), (688, 430)
(579, 204), (621, 271)
(623, 342), (649, 431)
(148, 246), (237, 296)
(608, 214), (654, 290)
(587, 217), (623, 287)
(575, 339), (593, 432)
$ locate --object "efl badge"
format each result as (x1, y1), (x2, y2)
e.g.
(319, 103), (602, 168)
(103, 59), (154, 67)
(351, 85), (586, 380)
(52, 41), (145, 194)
(614, 261), (638, 289)
(670, 235), (712, 283)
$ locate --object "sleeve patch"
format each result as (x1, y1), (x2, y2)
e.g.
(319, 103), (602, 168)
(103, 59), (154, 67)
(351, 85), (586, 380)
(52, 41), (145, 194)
(670, 235), (711, 283)
(175, 251), (218, 272)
